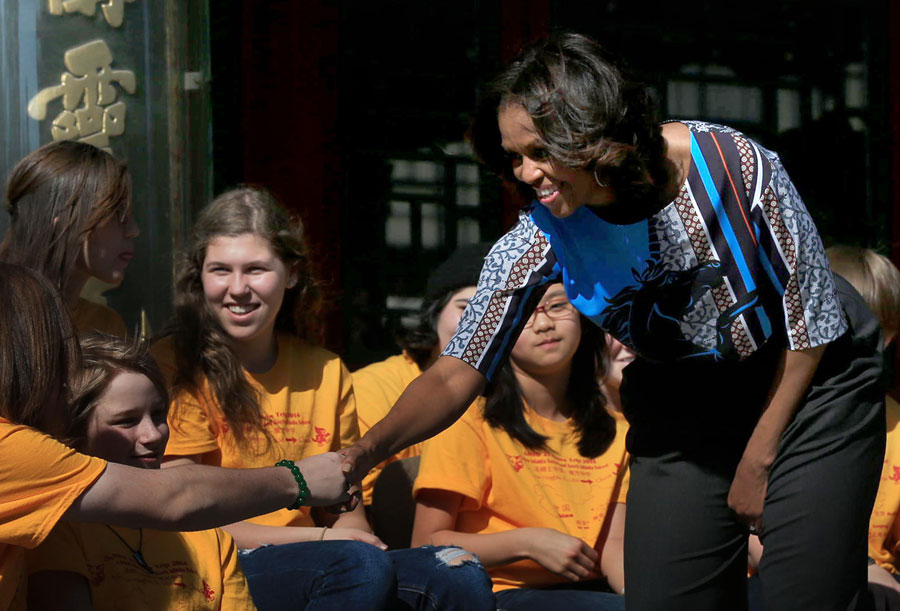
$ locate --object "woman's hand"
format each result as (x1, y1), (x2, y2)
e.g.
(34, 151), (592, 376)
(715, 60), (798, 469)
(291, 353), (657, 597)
(323, 527), (388, 550)
(868, 563), (900, 611)
(523, 527), (598, 581)
(727, 453), (769, 532)
(296, 452), (351, 506)
(338, 442), (376, 486)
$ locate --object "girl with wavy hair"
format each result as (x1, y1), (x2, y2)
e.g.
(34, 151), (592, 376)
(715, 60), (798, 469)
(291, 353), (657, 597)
(1, 141), (139, 335)
(160, 186), (494, 611)
(345, 32), (885, 610)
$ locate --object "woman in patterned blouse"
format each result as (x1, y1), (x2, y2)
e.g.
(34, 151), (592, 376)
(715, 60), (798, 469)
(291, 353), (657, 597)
(343, 32), (884, 611)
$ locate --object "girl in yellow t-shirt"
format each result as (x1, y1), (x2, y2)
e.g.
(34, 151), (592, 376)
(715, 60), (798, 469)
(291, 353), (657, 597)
(0, 263), (349, 611)
(160, 187), (495, 611)
(27, 333), (255, 611)
(0, 141), (138, 335)
(413, 282), (629, 611)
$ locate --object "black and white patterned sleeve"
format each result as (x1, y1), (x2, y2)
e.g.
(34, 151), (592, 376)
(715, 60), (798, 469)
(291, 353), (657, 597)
(441, 212), (560, 380)
(752, 146), (847, 350)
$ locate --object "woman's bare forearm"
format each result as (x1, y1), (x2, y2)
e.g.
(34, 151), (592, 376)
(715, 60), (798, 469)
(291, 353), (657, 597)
(355, 356), (485, 469)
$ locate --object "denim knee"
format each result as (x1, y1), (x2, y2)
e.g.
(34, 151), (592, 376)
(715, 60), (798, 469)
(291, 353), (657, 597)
(389, 545), (495, 611)
(239, 540), (395, 610)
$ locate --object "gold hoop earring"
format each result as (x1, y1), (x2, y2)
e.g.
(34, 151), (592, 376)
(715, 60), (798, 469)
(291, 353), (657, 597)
(593, 168), (608, 188)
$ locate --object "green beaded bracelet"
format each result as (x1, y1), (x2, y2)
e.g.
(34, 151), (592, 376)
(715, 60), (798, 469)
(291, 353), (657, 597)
(275, 459), (310, 509)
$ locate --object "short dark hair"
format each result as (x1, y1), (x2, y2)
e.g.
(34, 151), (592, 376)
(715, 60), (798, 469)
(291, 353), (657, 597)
(470, 32), (673, 208)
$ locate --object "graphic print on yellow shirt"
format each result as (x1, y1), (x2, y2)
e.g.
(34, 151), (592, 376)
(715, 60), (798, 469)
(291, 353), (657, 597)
(0, 419), (107, 611)
(26, 523), (255, 611)
(352, 352), (423, 504)
(869, 395), (900, 572)
(414, 402), (629, 592)
(165, 335), (359, 528)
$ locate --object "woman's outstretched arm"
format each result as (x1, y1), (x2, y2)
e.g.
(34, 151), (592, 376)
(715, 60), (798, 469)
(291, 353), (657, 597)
(341, 356), (485, 483)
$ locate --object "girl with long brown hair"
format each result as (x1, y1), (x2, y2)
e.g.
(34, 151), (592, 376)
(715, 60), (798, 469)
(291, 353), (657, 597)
(1, 140), (138, 334)
(160, 186), (494, 611)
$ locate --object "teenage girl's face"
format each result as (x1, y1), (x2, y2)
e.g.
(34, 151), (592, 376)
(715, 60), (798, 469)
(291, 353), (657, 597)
(510, 283), (580, 376)
(77, 210), (140, 286)
(85, 371), (168, 469)
(201, 233), (296, 348)
(435, 286), (477, 350)
(498, 104), (613, 219)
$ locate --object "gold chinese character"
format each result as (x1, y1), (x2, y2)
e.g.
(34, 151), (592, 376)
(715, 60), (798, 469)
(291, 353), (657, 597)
(27, 40), (136, 150)
(48, 0), (136, 28)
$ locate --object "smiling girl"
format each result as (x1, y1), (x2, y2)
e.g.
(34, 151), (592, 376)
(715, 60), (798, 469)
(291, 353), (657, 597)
(412, 283), (628, 611)
(0, 262), (349, 611)
(26, 334), (256, 611)
(1, 141), (139, 335)
(160, 186), (494, 610)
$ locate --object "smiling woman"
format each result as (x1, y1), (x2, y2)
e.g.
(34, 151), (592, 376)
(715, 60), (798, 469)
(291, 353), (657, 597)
(343, 32), (886, 611)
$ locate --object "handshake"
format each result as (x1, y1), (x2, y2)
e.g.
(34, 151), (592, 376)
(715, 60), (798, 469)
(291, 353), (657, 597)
(293, 443), (373, 511)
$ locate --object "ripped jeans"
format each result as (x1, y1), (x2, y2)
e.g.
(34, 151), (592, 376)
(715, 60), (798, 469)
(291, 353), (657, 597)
(389, 545), (495, 610)
(239, 541), (495, 611)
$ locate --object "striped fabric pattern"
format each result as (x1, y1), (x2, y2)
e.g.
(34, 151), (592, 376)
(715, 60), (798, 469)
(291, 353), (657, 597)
(443, 122), (846, 379)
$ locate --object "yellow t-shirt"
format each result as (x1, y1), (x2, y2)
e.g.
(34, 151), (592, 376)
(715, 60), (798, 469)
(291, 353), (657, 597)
(414, 402), (630, 592)
(165, 335), (359, 528)
(26, 522), (254, 611)
(869, 395), (900, 572)
(352, 352), (423, 504)
(72, 297), (127, 337)
(0, 419), (107, 611)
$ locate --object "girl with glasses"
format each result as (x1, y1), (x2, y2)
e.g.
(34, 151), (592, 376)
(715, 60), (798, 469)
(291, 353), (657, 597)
(412, 283), (627, 610)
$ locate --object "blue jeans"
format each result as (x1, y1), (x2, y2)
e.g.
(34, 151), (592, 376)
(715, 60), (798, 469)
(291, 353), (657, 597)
(389, 545), (495, 610)
(495, 582), (625, 611)
(239, 540), (394, 610)
(239, 542), (495, 611)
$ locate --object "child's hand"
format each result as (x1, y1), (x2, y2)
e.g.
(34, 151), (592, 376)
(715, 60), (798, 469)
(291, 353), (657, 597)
(323, 527), (388, 550)
(523, 527), (598, 581)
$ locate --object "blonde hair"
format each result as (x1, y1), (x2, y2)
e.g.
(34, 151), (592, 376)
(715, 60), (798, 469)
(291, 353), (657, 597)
(826, 245), (900, 342)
